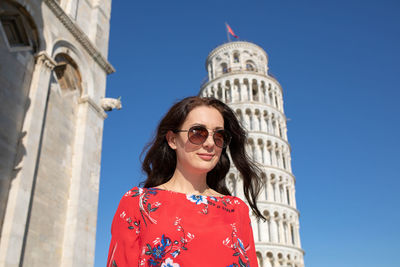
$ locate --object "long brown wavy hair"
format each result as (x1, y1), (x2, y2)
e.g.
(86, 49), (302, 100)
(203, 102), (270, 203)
(141, 96), (264, 220)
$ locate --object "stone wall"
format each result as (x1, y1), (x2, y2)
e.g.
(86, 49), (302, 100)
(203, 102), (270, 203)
(0, 0), (114, 266)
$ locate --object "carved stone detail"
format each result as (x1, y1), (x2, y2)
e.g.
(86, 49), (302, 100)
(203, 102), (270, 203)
(35, 51), (56, 70)
(44, 0), (115, 74)
(101, 96), (122, 111)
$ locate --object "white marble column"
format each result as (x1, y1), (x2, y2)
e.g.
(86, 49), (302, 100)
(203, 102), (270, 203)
(260, 219), (270, 242)
(294, 224), (301, 247)
(207, 64), (212, 80)
(221, 85), (226, 102)
(284, 222), (290, 245)
(270, 219), (278, 243)
(266, 86), (271, 105)
(266, 177), (274, 201)
(273, 180), (280, 202)
(252, 217), (260, 242)
(248, 82), (253, 101)
(261, 113), (267, 131)
(244, 111), (251, 130)
(232, 81), (239, 102)
(240, 81), (247, 101)
(278, 220), (285, 244)
(291, 187), (297, 209)
(267, 115), (273, 135)
(253, 112), (260, 131)
(255, 143), (262, 163)
(271, 146), (278, 167)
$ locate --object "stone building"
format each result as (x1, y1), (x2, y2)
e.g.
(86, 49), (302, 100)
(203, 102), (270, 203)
(199, 41), (305, 267)
(0, 0), (118, 266)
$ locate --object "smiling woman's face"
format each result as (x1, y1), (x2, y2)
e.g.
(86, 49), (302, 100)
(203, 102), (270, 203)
(167, 105), (225, 175)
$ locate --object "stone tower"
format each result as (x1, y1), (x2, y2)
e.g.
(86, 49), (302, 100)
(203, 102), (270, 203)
(199, 41), (305, 267)
(0, 0), (118, 266)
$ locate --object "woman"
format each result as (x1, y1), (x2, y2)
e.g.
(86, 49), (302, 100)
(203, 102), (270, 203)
(107, 96), (264, 267)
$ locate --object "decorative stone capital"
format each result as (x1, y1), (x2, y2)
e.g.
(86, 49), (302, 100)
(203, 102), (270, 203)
(35, 51), (56, 70)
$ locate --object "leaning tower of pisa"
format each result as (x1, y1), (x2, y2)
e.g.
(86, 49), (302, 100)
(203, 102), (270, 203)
(199, 41), (305, 267)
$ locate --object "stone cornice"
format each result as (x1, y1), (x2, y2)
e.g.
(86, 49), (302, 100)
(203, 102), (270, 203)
(44, 0), (115, 74)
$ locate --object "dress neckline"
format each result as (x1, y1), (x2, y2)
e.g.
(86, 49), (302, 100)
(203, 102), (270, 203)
(146, 187), (233, 199)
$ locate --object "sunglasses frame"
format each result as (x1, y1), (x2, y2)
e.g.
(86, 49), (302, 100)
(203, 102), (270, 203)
(174, 125), (231, 148)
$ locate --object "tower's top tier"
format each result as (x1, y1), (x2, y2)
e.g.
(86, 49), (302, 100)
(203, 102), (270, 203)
(205, 41), (269, 80)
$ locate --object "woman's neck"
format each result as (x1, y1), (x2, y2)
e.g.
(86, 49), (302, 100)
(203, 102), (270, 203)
(163, 168), (209, 195)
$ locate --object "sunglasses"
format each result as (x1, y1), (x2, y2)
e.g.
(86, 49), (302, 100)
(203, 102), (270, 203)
(174, 125), (231, 148)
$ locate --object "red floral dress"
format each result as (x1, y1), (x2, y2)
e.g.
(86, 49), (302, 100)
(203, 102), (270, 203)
(107, 187), (258, 267)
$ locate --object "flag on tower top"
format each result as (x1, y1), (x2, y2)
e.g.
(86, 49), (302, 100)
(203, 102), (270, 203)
(226, 23), (238, 39)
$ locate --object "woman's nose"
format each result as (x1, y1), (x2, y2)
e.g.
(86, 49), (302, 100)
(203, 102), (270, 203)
(202, 133), (215, 148)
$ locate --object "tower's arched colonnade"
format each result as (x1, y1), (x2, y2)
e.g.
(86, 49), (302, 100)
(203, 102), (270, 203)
(200, 41), (305, 267)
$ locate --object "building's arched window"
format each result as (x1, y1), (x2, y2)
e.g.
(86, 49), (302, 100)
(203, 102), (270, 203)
(54, 53), (82, 93)
(233, 52), (240, 63)
(0, 1), (38, 50)
(221, 63), (228, 73)
(246, 61), (256, 71)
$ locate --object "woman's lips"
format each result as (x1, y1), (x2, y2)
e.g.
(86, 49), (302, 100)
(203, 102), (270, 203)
(197, 153), (214, 161)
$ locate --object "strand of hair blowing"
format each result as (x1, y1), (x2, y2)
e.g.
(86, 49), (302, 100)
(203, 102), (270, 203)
(141, 97), (265, 220)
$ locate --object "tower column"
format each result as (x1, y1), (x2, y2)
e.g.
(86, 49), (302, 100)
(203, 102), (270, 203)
(248, 81), (253, 102)
(252, 217), (259, 242)
(291, 187), (297, 208)
(270, 218), (278, 243)
(271, 146), (277, 167)
(266, 177), (273, 201)
(239, 80), (246, 101)
(260, 218), (269, 242)
(295, 224), (301, 247)
(278, 219), (285, 243)
(221, 85), (226, 102)
(266, 88), (271, 105)
(267, 115), (273, 135)
(273, 180), (280, 202)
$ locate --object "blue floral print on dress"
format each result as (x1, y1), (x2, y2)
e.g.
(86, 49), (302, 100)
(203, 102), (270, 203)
(143, 217), (195, 267)
(186, 194), (208, 205)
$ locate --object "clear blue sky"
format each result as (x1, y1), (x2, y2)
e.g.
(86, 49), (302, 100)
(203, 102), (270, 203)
(95, 1), (400, 266)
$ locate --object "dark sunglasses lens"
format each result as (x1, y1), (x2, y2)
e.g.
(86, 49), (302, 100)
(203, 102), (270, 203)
(214, 130), (230, 148)
(213, 131), (225, 148)
(188, 126), (208, 145)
